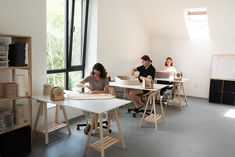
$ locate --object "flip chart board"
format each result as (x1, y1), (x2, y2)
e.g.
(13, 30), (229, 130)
(211, 55), (235, 80)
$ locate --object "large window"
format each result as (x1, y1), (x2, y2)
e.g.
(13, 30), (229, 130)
(47, 0), (89, 90)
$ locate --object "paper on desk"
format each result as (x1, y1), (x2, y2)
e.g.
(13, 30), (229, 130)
(67, 93), (115, 100)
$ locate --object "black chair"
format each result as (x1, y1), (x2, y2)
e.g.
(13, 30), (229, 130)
(127, 92), (152, 117)
(77, 118), (111, 133)
(156, 80), (175, 107)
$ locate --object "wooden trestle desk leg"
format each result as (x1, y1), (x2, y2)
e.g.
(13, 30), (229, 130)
(83, 110), (125, 157)
(33, 101), (43, 138)
(33, 101), (49, 144)
(55, 104), (59, 123)
(176, 82), (189, 110)
(159, 95), (165, 122)
(43, 102), (49, 144)
(140, 92), (165, 129)
(61, 106), (72, 135)
(109, 87), (115, 96)
(139, 94), (152, 127)
(175, 83), (182, 111)
(106, 111), (111, 135)
(99, 113), (105, 157)
(181, 83), (188, 106)
(33, 102), (71, 144)
(84, 113), (96, 157)
(152, 94), (158, 129)
(113, 109), (126, 149)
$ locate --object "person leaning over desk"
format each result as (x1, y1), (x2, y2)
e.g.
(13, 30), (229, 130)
(126, 55), (156, 110)
(76, 63), (109, 135)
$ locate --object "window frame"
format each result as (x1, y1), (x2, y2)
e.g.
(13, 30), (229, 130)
(47, 0), (89, 90)
(184, 8), (210, 39)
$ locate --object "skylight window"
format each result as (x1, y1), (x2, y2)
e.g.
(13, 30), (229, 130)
(184, 8), (210, 39)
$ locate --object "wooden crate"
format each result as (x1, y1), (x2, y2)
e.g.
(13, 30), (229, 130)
(3, 82), (17, 98)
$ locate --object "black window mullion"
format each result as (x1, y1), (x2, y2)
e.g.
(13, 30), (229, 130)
(64, 0), (69, 89)
(82, 0), (89, 77)
(69, 0), (75, 68)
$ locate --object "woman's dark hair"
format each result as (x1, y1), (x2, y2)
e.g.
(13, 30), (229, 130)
(165, 57), (173, 66)
(141, 55), (152, 63)
(91, 63), (107, 79)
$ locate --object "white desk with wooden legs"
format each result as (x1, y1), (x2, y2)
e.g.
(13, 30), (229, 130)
(155, 78), (189, 110)
(33, 94), (130, 157)
(33, 96), (71, 144)
(109, 82), (167, 129)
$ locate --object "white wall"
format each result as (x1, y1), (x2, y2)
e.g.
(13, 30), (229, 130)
(85, 0), (98, 76)
(0, 0), (82, 125)
(0, 0), (47, 95)
(97, 0), (150, 78)
(151, 39), (235, 98)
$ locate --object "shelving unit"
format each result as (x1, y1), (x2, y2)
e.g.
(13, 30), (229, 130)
(0, 33), (32, 135)
(209, 79), (235, 105)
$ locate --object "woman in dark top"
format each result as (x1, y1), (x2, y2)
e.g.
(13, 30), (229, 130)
(126, 55), (156, 109)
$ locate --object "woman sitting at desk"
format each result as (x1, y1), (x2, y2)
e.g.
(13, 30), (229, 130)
(126, 55), (156, 110)
(76, 63), (109, 134)
(158, 57), (177, 95)
(162, 57), (177, 76)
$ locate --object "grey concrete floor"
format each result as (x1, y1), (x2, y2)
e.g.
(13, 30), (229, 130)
(27, 97), (235, 157)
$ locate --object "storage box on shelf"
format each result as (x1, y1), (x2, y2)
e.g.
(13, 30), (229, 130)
(0, 33), (32, 136)
(0, 45), (8, 67)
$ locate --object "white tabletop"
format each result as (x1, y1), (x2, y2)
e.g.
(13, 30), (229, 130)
(33, 95), (131, 114)
(109, 81), (167, 91)
(154, 78), (189, 83)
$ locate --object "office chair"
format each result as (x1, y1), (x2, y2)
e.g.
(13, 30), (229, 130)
(127, 92), (152, 117)
(77, 121), (110, 130)
(77, 115), (111, 133)
(156, 80), (175, 107)
(75, 87), (112, 133)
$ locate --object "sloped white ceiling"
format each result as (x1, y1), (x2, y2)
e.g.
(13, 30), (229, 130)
(129, 0), (235, 39)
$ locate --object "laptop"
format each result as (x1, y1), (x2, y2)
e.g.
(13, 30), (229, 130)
(155, 71), (171, 78)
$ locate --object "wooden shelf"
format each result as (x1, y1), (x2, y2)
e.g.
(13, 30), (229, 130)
(168, 98), (186, 107)
(0, 121), (31, 135)
(0, 95), (31, 102)
(0, 33), (30, 38)
(36, 122), (67, 134)
(0, 34), (32, 145)
(144, 114), (162, 123)
(88, 135), (120, 152)
(0, 66), (30, 70)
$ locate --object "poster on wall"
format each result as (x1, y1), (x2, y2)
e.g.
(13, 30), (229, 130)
(211, 55), (235, 80)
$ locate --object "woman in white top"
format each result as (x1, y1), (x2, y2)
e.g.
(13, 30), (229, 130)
(162, 57), (177, 76)
(158, 57), (177, 95)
